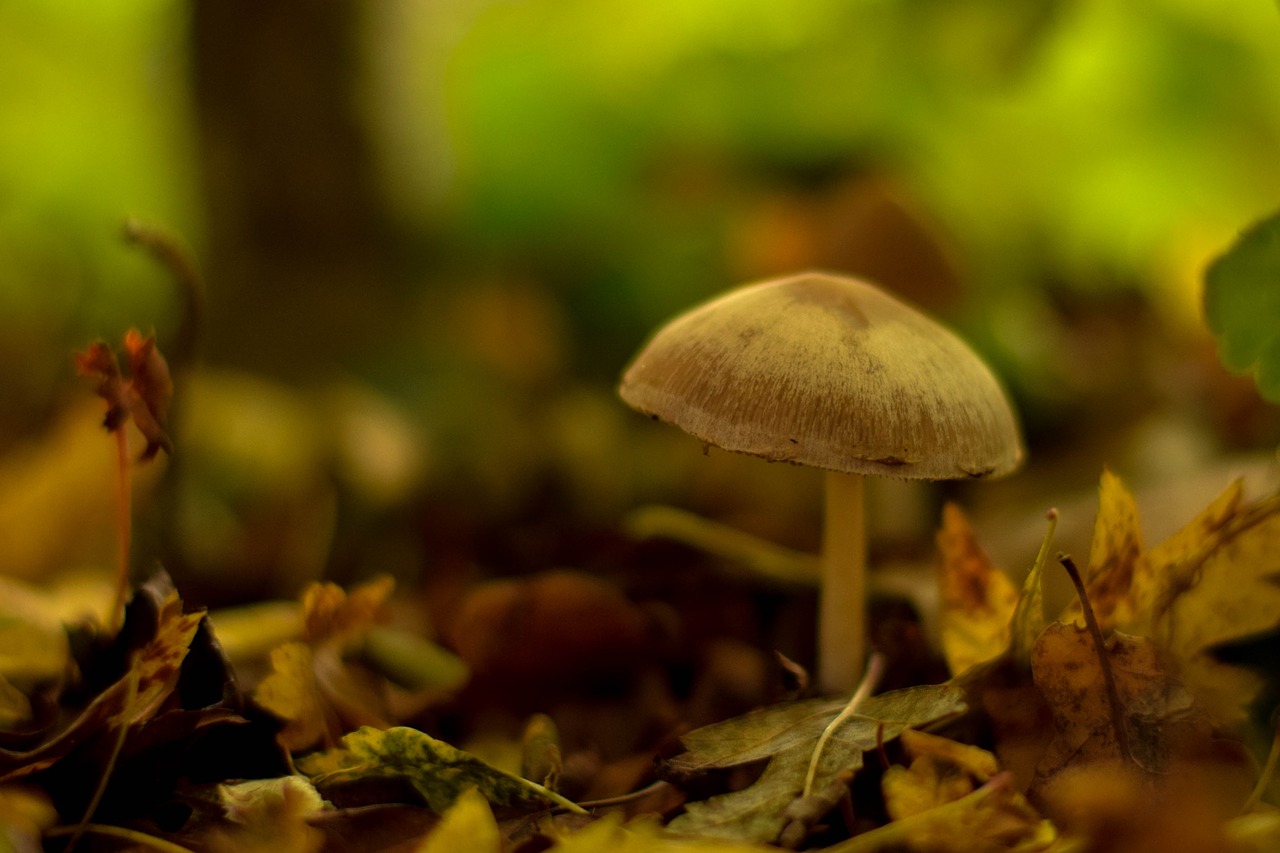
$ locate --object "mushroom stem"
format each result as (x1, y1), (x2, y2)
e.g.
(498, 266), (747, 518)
(819, 470), (867, 694)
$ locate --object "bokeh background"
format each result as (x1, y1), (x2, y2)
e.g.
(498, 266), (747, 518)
(3, 0), (1280, 626)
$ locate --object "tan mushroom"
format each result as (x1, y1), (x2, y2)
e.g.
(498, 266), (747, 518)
(618, 271), (1024, 693)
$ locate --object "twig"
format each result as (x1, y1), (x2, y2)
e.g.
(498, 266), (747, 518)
(1058, 553), (1131, 763)
(803, 653), (885, 797)
(46, 823), (195, 853)
(65, 661), (140, 852)
(121, 218), (203, 373)
(110, 424), (132, 634)
(577, 779), (673, 809)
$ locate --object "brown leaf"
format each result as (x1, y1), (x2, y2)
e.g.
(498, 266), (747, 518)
(301, 575), (394, 645)
(74, 332), (173, 458)
(1053, 473), (1280, 726)
(0, 581), (203, 781)
(937, 503), (1018, 677)
(122, 329), (174, 459)
(74, 341), (128, 432)
(1029, 623), (1210, 796)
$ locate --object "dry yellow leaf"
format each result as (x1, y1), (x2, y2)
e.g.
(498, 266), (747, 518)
(301, 575), (395, 644)
(415, 787), (501, 853)
(937, 503), (1018, 677)
(205, 776), (326, 853)
(1155, 490), (1280, 725)
(1058, 469), (1147, 632)
(550, 814), (775, 852)
(1048, 472), (1280, 726)
(253, 642), (339, 752)
(899, 729), (1000, 782)
(877, 766), (1056, 853)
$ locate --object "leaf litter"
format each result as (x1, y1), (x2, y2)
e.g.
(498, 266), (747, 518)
(5, 343), (1280, 852)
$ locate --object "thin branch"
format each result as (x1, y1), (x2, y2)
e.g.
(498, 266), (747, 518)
(1059, 553), (1131, 763)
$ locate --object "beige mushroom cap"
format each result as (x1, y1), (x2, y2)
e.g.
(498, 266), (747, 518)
(618, 271), (1024, 480)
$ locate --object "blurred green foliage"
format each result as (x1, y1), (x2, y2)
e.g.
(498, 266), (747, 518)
(1205, 211), (1280, 402)
(4, 0), (1280, 386)
(383, 0), (1280, 324)
(0, 0), (196, 433)
(3, 0), (1280, 584)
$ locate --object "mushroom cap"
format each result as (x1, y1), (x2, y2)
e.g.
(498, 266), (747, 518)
(618, 271), (1024, 480)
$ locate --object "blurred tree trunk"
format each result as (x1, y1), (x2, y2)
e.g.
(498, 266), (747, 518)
(191, 0), (391, 377)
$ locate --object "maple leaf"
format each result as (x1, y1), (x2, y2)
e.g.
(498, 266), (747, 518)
(297, 725), (585, 816)
(660, 683), (967, 844)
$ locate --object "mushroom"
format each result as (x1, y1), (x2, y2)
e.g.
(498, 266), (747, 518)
(618, 271), (1023, 693)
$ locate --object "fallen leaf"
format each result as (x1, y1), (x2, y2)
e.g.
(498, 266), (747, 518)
(522, 713), (563, 791)
(253, 643), (340, 752)
(203, 775), (327, 853)
(549, 814), (775, 853)
(831, 773), (1057, 853)
(937, 503), (1018, 677)
(1052, 473), (1280, 725)
(880, 733), (1056, 853)
(1059, 469), (1147, 633)
(302, 575), (395, 646)
(895, 729), (1000, 783)
(660, 683), (967, 844)
(1150, 490), (1280, 725)
(297, 726), (585, 815)
(1029, 623), (1210, 794)
(0, 579), (203, 781)
(414, 786), (501, 853)
(1039, 762), (1241, 853)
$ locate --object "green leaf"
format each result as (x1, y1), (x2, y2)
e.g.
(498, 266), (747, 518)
(1204, 212), (1280, 402)
(296, 726), (585, 815)
(662, 684), (966, 844)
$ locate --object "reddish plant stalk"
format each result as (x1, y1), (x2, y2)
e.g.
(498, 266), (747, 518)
(111, 426), (132, 634)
